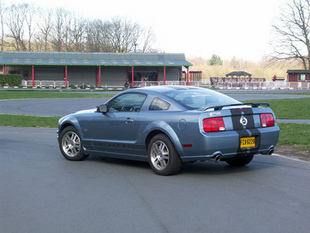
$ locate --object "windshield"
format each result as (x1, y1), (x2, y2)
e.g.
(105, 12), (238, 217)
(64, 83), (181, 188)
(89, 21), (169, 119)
(164, 88), (241, 109)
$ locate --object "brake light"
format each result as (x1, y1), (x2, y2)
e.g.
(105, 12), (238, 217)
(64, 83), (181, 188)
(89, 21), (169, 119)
(260, 113), (275, 127)
(203, 117), (226, 132)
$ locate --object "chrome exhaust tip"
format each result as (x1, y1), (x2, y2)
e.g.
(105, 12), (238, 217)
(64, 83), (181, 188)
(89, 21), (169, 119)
(213, 154), (222, 162)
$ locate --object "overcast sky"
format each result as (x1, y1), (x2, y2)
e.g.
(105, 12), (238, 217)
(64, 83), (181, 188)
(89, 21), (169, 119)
(9, 0), (285, 62)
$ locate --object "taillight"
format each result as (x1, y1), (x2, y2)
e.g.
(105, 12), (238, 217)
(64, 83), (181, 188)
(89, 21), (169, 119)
(260, 113), (275, 127)
(203, 117), (226, 132)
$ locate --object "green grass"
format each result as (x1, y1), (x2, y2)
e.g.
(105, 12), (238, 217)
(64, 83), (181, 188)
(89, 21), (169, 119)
(271, 92), (310, 95)
(278, 123), (310, 151)
(0, 114), (60, 128)
(245, 98), (310, 119)
(0, 91), (115, 99)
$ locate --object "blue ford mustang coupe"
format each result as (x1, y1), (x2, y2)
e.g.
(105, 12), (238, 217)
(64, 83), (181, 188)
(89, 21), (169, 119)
(57, 86), (279, 175)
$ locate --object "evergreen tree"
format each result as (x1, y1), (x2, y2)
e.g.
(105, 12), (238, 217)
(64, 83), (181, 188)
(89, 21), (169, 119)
(209, 54), (223, 65)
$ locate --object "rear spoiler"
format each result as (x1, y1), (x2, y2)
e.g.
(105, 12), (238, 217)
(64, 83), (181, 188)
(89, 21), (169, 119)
(205, 102), (270, 111)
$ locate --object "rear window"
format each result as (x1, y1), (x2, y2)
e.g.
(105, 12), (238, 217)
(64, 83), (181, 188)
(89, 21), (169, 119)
(149, 98), (170, 110)
(164, 88), (240, 109)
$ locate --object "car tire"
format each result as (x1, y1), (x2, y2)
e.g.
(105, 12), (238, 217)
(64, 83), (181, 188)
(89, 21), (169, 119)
(148, 134), (182, 176)
(59, 126), (88, 161)
(225, 154), (254, 167)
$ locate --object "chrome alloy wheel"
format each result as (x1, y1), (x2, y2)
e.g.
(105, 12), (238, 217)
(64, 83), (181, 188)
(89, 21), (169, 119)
(150, 140), (170, 170)
(62, 131), (81, 158)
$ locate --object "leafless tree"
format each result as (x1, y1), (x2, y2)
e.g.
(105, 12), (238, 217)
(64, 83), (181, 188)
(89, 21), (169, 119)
(139, 27), (156, 53)
(0, 0), (5, 51)
(50, 8), (69, 52)
(0, 1), (157, 53)
(6, 4), (27, 51)
(86, 19), (111, 52)
(271, 0), (310, 69)
(107, 17), (123, 52)
(68, 14), (87, 52)
(107, 17), (142, 53)
(62, 13), (72, 52)
(121, 19), (140, 53)
(35, 8), (53, 51)
(23, 4), (37, 51)
(85, 17), (155, 53)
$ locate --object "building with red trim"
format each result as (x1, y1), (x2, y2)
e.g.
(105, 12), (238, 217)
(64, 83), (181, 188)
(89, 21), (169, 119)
(0, 52), (193, 88)
(182, 67), (202, 82)
(287, 70), (310, 82)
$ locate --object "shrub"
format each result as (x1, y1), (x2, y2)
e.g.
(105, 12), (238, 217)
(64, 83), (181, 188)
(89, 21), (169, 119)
(0, 74), (23, 86)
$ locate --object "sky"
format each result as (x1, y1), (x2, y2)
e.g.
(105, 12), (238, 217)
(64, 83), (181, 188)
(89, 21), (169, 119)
(8, 0), (285, 62)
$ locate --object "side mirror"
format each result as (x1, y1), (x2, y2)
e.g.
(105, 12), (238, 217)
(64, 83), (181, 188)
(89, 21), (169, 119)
(97, 104), (108, 113)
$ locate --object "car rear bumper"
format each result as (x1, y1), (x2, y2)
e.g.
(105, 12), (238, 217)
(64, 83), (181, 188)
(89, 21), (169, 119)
(179, 125), (280, 163)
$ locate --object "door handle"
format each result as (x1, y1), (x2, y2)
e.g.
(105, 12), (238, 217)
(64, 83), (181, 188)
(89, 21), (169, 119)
(125, 118), (134, 124)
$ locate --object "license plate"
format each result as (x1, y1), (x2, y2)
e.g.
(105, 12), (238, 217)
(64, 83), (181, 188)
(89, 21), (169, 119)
(240, 137), (256, 149)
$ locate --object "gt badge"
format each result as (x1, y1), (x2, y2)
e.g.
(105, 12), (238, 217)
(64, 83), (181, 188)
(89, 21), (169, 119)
(240, 116), (248, 126)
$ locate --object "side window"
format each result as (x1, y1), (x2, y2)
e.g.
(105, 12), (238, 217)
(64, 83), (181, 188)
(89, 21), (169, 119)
(108, 93), (146, 112)
(149, 97), (170, 111)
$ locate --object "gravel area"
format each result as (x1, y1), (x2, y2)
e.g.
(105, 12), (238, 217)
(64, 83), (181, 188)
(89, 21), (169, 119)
(275, 145), (310, 162)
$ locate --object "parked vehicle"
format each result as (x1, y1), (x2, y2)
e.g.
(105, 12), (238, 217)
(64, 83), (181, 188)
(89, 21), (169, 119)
(57, 86), (279, 175)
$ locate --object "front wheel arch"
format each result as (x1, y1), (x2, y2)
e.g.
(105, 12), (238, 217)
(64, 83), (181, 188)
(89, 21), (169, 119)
(59, 123), (74, 137)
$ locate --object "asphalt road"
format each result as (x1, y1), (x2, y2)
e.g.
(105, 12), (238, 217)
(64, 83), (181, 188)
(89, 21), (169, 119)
(0, 126), (309, 233)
